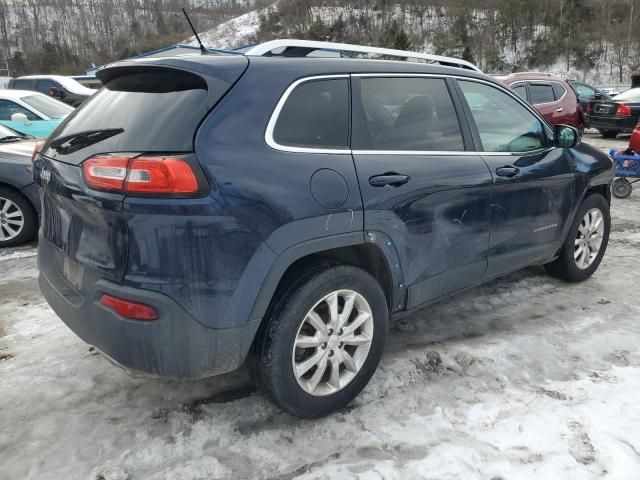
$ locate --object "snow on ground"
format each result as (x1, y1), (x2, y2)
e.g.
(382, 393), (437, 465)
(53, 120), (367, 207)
(1, 133), (640, 479)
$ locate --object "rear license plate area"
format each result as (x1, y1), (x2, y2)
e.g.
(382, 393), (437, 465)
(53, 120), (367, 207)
(62, 256), (85, 290)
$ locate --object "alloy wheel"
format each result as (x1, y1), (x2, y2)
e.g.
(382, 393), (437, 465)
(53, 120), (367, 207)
(574, 207), (604, 270)
(0, 196), (25, 242)
(292, 289), (374, 396)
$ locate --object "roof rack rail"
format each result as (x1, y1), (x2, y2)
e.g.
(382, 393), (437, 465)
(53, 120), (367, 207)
(509, 71), (555, 77)
(243, 39), (482, 72)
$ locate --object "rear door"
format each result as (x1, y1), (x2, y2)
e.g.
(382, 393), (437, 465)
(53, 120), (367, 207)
(528, 81), (568, 125)
(456, 79), (574, 278)
(33, 60), (247, 284)
(351, 75), (493, 309)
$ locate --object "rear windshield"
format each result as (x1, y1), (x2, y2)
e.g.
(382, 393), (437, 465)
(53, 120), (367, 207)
(21, 94), (73, 119)
(47, 69), (209, 157)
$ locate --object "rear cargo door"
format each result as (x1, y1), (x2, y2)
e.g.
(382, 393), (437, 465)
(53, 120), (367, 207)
(34, 58), (248, 282)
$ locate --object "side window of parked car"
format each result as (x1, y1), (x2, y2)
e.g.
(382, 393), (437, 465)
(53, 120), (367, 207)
(273, 78), (349, 149)
(352, 77), (465, 151)
(529, 83), (556, 104)
(36, 80), (59, 95)
(573, 83), (594, 97)
(0, 100), (39, 121)
(12, 80), (33, 90)
(459, 81), (548, 153)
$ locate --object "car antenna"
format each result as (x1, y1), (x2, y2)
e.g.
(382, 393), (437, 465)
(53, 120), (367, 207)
(182, 8), (207, 55)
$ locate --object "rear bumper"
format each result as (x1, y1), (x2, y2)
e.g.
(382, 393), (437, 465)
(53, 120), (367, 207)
(590, 116), (637, 132)
(38, 237), (261, 379)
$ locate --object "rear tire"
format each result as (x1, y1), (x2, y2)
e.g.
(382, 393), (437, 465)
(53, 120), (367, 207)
(599, 129), (618, 138)
(248, 264), (388, 418)
(0, 187), (37, 248)
(544, 194), (610, 282)
(612, 178), (633, 198)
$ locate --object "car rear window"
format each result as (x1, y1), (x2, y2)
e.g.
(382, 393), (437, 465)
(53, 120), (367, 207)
(21, 94), (73, 119)
(273, 78), (350, 149)
(529, 83), (555, 104)
(47, 69), (210, 158)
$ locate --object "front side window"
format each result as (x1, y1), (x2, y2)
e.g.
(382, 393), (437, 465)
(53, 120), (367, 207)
(273, 78), (349, 149)
(529, 83), (556, 104)
(459, 81), (547, 153)
(36, 80), (59, 94)
(0, 100), (39, 121)
(353, 77), (464, 151)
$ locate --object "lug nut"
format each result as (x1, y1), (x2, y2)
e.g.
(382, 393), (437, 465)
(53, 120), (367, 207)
(328, 329), (333, 335)
(321, 343), (327, 349)
(338, 342), (344, 348)
(338, 329), (343, 335)
(328, 350), (334, 357)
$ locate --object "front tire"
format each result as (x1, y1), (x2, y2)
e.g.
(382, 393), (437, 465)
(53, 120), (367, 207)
(544, 194), (610, 282)
(0, 187), (37, 248)
(249, 265), (388, 418)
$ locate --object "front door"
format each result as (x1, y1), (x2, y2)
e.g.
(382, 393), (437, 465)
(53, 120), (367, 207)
(350, 75), (494, 310)
(456, 80), (575, 278)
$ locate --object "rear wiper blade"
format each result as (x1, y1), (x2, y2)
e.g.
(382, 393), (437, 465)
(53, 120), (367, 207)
(50, 128), (124, 155)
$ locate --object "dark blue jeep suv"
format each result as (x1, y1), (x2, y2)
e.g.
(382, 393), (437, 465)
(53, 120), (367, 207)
(34, 41), (614, 418)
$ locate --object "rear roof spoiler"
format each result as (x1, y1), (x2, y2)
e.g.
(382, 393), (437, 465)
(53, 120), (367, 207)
(243, 39), (481, 72)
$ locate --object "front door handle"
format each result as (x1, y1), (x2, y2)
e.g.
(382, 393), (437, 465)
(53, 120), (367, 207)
(369, 173), (410, 188)
(495, 166), (520, 178)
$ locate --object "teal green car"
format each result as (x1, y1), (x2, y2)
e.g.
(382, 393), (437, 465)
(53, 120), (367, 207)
(0, 90), (73, 138)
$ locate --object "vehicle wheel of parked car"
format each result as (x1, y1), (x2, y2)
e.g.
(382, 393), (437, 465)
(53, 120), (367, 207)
(544, 194), (610, 282)
(599, 129), (618, 138)
(0, 187), (37, 248)
(249, 264), (389, 418)
(612, 178), (633, 198)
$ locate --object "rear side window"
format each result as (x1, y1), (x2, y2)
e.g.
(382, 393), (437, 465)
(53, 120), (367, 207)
(273, 79), (349, 149)
(353, 77), (464, 151)
(529, 83), (555, 104)
(49, 69), (209, 156)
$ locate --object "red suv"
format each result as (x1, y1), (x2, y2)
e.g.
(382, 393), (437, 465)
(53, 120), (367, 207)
(496, 73), (586, 131)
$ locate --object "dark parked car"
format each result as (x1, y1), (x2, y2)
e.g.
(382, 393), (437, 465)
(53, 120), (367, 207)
(568, 80), (611, 126)
(8, 75), (96, 107)
(590, 88), (640, 138)
(498, 73), (586, 131)
(0, 124), (40, 247)
(34, 40), (614, 418)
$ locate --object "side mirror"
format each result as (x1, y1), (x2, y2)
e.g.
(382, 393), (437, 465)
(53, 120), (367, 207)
(556, 125), (580, 148)
(10, 112), (31, 125)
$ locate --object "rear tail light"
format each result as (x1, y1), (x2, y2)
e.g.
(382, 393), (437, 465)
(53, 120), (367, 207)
(100, 294), (158, 321)
(82, 154), (200, 196)
(31, 139), (45, 163)
(617, 103), (632, 116)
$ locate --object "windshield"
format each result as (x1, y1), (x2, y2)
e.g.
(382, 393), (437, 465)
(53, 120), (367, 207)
(612, 88), (640, 102)
(0, 124), (24, 139)
(20, 94), (73, 119)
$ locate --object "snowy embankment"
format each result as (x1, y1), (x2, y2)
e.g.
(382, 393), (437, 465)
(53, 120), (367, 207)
(1, 134), (639, 479)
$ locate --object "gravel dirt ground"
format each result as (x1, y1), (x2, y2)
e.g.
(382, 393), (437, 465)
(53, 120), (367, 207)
(1, 132), (639, 480)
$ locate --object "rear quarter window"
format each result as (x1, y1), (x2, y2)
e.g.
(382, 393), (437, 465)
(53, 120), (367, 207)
(272, 78), (350, 149)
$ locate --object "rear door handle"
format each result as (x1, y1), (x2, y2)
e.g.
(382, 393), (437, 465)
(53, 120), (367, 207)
(369, 173), (410, 187)
(495, 166), (520, 178)
(556, 107), (564, 112)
